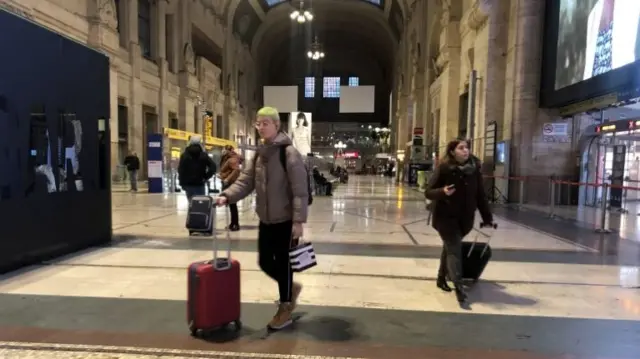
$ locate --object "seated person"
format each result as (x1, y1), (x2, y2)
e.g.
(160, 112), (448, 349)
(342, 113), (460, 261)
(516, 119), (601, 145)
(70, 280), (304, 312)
(312, 167), (333, 196)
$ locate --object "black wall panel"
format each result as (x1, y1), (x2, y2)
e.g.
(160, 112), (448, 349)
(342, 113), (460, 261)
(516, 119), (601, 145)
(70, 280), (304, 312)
(0, 10), (112, 273)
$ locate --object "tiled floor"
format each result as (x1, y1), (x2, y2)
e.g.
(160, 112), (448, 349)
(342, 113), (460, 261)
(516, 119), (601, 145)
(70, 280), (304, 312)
(0, 176), (639, 358)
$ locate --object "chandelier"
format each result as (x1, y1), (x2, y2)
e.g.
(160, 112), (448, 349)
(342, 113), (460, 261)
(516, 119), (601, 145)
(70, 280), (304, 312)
(289, 0), (313, 23)
(307, 36), (325, 60)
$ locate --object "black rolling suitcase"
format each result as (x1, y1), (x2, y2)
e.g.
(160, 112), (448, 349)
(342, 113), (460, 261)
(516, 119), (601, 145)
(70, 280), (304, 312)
(462, 223), (497, 282)
(186, 195), (215, 236)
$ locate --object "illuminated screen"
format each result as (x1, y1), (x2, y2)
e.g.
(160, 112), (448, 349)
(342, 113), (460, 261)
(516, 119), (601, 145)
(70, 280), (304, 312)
(495, 142), (506, 164)
(555, 0), (640, 90)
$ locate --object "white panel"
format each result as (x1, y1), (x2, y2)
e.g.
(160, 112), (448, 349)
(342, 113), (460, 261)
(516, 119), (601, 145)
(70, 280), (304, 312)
(263, 86), (298, 113)
(339, 86), (375, 113)
(288, 112), (312, 156)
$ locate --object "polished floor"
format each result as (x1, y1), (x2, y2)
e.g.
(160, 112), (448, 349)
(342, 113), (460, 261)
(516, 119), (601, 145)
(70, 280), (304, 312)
(0, 176), (639, 358)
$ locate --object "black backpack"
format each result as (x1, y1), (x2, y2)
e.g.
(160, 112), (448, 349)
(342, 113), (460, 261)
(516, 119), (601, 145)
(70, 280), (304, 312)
(253, 145), (313, 206)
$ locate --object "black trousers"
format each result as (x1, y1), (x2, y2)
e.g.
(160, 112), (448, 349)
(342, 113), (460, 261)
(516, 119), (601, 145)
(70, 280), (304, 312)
(258, 220), (294, 303)
(437, 229), (464, 285)
(222, 183), (239, 225)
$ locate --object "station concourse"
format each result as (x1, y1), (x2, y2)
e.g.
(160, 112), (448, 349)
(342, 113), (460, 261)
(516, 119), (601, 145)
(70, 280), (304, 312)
(0, 176), (639, 358)
(1, 0), (640, 357)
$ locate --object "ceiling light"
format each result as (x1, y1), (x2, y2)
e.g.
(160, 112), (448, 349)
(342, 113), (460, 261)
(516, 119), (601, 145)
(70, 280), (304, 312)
(291, 1), (313, 23)
(306, 36), (325, 61)
(303, 11), (313, 21)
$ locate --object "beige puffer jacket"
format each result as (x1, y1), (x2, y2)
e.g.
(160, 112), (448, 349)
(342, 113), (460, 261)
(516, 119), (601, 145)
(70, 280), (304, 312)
(221, 132), (309, 224)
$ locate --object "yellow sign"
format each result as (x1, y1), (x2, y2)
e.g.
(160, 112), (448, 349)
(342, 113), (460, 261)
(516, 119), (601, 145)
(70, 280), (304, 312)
(163, 128), (236, 148)
(205, 115), (213, 139)
(600, 124), (616, 132)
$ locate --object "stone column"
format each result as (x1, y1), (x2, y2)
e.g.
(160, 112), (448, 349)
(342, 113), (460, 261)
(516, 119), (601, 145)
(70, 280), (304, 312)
(510, 0), (545, 176)
(465, 0), (508, 155)
(436, 18), (462, 150)
(87, 0), (121, 173)
(177, 0), (197, 133)
(156, 0), (168, 132)
(126, 0), (144, 159)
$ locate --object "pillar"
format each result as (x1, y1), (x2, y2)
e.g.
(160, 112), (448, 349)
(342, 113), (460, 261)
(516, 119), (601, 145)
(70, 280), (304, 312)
(436, 18), (462, 150)
(86, 0), (121, 173)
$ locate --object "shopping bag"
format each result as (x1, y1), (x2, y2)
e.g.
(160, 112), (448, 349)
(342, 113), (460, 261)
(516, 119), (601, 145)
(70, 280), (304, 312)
(289, 241), (317, 272)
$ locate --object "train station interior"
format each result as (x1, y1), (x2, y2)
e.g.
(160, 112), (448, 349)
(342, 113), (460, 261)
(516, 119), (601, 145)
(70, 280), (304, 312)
(0, 0), (639, 358)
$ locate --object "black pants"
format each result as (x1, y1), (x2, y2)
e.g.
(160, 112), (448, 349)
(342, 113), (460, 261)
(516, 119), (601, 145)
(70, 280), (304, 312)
(258, 220), (294, 303)
(222, 183), (239, 225)
(437, 230), (463, 285)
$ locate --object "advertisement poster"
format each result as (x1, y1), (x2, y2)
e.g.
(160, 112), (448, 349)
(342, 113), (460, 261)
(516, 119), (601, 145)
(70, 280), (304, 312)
(288, 112), (312, 156)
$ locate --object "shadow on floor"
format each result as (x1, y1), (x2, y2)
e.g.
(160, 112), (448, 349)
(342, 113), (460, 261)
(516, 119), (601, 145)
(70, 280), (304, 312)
(467, 282), (538, 308)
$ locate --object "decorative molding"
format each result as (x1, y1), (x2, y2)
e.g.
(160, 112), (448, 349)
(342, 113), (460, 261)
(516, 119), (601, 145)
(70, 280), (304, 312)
(182, 43), (196, 74)
(96, 0), (117, 30)
(462, 0), (489, 33)
(435, 48), (449, 70)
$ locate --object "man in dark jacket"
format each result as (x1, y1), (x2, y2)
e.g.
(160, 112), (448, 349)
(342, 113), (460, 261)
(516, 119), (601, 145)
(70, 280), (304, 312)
(178, 135), (216, 200)
(123, 151), (140, 192)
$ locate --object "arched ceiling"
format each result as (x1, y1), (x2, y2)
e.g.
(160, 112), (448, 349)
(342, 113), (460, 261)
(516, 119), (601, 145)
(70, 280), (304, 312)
(226, 0), (408, 88)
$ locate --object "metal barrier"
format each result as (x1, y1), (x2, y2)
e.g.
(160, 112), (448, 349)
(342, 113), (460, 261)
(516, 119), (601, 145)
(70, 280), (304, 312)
(485, 175), (640, 234)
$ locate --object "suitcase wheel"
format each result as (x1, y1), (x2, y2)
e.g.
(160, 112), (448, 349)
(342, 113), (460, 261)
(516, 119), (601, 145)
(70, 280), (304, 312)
(229, 320), (242, 332)
(189, 322), (198, 337)
(188, 231), (194, 236)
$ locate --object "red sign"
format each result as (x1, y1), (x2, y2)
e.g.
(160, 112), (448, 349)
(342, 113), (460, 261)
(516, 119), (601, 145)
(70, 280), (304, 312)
(335, 151), (359, 159)
(413, 127), (424, 135)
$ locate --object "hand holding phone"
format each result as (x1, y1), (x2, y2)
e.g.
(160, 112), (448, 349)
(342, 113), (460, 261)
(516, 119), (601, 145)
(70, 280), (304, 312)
(443, 184), (456, 196)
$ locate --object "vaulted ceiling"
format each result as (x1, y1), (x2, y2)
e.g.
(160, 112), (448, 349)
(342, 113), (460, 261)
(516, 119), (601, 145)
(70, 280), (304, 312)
(224, 0), (410, 88)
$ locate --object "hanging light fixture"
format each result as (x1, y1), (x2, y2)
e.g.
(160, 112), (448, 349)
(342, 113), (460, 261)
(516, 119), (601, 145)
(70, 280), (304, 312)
(306, 36), (325, 60)
(289, 0), (313, 23)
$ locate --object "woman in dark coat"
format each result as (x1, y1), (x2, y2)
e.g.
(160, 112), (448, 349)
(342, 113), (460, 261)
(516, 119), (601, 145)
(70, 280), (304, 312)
(425, 139), (493, 303)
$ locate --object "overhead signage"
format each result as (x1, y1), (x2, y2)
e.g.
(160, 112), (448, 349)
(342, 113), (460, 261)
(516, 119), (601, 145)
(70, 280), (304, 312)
(163, 128), (236, 148)
(595, 120), (636, 133)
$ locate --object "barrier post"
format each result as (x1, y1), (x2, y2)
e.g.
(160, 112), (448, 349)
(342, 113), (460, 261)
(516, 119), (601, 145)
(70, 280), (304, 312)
(548, 179), (556, 217)
(595, 183), (611, 234)
(518, 179), (524, 208)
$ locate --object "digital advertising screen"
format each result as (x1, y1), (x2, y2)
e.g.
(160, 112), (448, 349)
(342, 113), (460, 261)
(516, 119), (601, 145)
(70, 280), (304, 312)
(555, 0), (640, 90)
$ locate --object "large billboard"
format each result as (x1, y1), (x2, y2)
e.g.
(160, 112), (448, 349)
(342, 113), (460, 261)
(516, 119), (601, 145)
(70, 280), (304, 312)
(555, 0), (640, 90)
(541, 0), (640, 107)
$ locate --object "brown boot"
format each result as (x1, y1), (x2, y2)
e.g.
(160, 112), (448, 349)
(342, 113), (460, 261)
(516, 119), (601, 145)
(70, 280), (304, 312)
(291, 282), (303, 310)
(268, 302), (293, 330)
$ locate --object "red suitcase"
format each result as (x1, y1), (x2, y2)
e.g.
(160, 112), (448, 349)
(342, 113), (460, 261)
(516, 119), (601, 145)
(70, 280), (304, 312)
(187, 210), (241, 336)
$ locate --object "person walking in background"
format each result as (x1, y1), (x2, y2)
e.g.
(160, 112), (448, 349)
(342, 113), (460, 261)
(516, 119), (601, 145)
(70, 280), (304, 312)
(123, 151), (140, 192)
(216, 106), (308, 331)
(178, 135), (216, 201)
(425, 138), (493, 304)
(219, 145), (241, 231)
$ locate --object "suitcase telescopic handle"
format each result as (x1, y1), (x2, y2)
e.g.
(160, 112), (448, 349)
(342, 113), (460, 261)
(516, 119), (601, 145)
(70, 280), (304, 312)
(467, 222), (498, 258)
(212, 198), (232, 271)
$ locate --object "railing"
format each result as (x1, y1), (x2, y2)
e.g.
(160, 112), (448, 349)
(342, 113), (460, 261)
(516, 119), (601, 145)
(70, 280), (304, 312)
(485, 175), (640, 235)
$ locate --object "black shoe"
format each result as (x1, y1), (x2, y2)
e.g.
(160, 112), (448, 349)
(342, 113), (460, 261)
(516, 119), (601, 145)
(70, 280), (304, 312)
(229, 224), (240, 232)
(436, 277), (452, 292)
(454, 284), (467, 303)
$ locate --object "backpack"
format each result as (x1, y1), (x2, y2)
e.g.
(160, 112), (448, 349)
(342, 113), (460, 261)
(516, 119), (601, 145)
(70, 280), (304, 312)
(253, 145), (313, 206)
